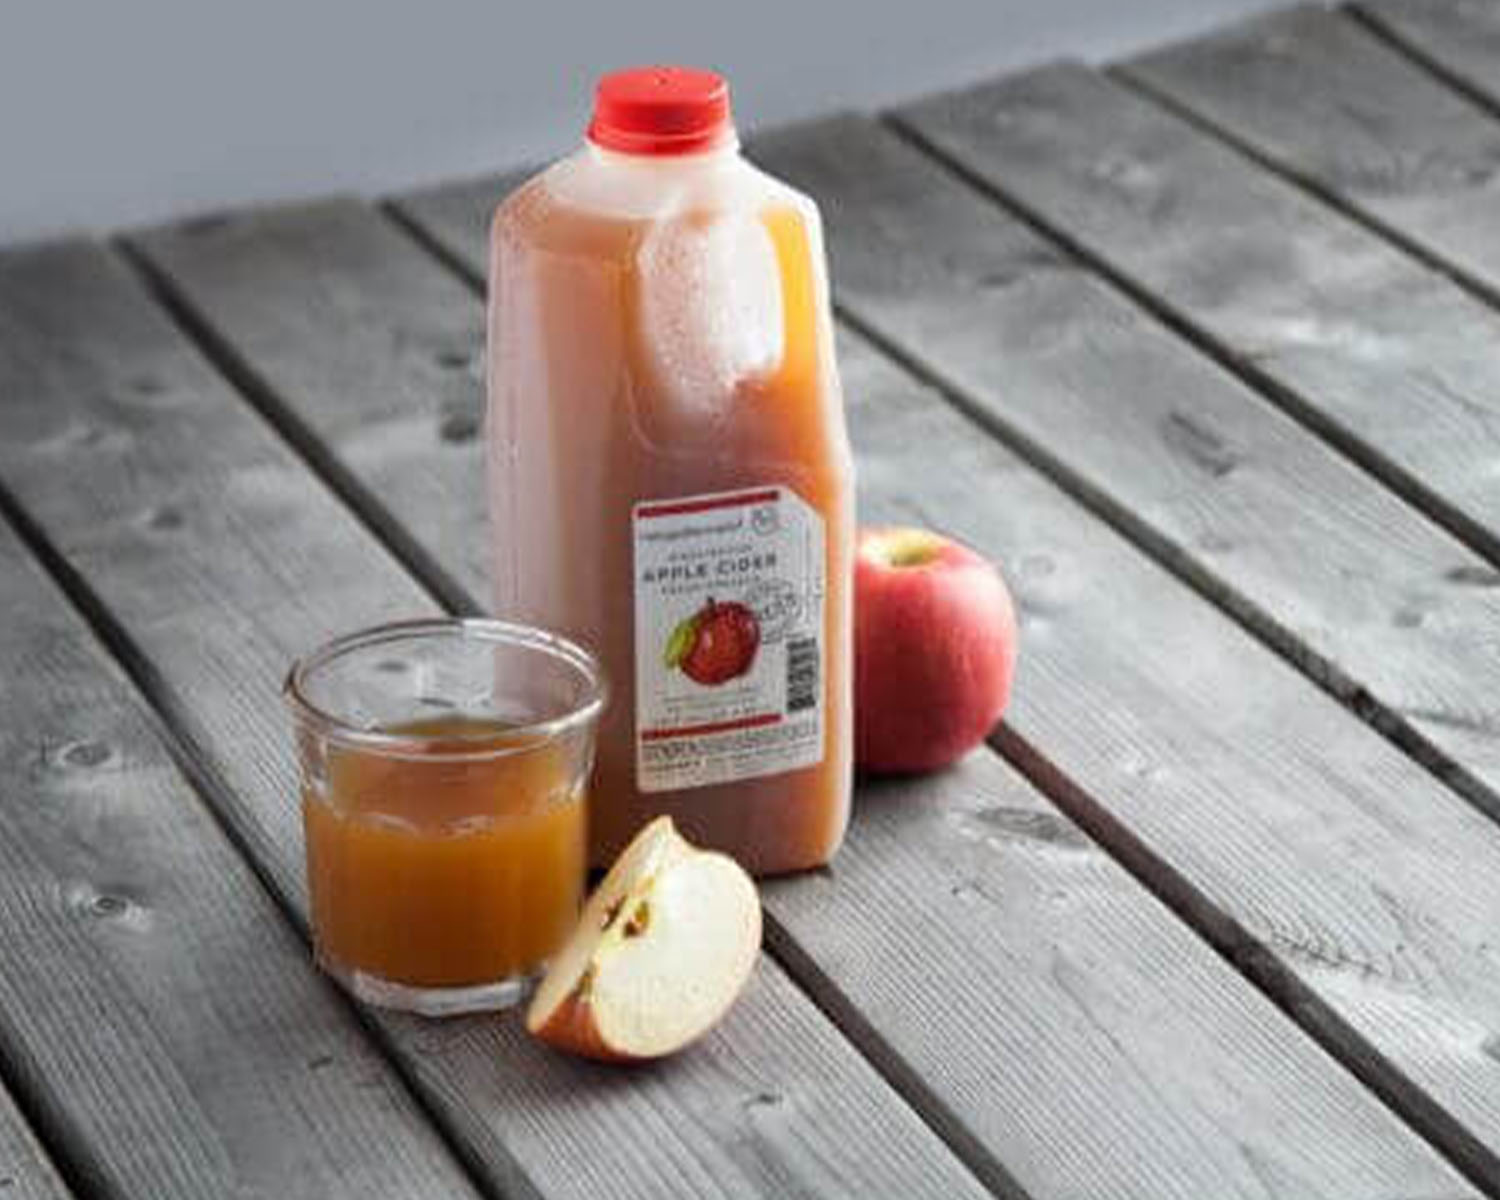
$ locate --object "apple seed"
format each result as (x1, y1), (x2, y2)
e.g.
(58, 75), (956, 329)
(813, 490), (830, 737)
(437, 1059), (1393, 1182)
(623, 901), (651, 939)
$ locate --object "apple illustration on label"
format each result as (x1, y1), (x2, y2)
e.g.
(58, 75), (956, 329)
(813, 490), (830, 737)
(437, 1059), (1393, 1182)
(665, 597), (760, 685)
(855, 526), (1018, 774)
(527, 817), (762, 1062)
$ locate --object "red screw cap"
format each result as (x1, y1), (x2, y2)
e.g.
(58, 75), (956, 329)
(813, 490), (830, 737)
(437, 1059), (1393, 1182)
(588, 66), (733, 156)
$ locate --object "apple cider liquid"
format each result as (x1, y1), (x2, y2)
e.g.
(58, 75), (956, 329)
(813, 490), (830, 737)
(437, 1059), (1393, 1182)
(488, 68), (853, 874)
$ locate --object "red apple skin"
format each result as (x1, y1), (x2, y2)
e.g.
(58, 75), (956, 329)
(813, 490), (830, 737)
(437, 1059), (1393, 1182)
(855, 528), (1017, 774)
(530, 993), (643, 1065)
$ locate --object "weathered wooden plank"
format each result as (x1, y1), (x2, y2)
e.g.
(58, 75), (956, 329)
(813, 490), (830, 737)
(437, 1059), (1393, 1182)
(0, 238), (992, 1200)
(0, 513), (483, 1199)
(136, 189), (1483, 1197)
(895, 61), (1500, 570)
(753, 114), (1500, 1185)
(1122, 5), (1500, 303)
(766, 105), (1500, 802)
(1358, 0), (1500, 112)
(134, 198), (492, 614)
(0, 1089), (69, 1200)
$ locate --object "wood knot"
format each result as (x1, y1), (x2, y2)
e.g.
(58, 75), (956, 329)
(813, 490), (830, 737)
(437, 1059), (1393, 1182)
(66, 882), (138, 924)
(90, 894), (128, 918)
(146, 505), (185, 532)
(971, 806), (1089, 849)
(1392, 606), (1425, 629)
(66, 424), (107, 449)
(62, 740), (111, 769)
(439, 409), (480, 444)
(1458, 160), (1496, 187)
(949, 880), (987, 904)
(1160, 411), (1239, 478)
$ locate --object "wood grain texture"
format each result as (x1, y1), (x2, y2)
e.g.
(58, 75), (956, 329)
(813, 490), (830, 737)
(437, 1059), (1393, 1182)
(756, 112), (1500, 812)
(1358, 0), (1500, 111)
(133, 199), (491, 610)
(165, 181), (1486, 1198)
(0, 239), (990, 1200)
(895, 61), (1500, 567)
(0, 1088), (69, 1200)
(752, 113), (1500, 1187)
(0, 515), (482, 1199)
(1123, 5), (1500, 302)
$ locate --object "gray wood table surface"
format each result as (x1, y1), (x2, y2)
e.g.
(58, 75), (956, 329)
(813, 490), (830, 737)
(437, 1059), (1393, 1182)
(2, 4), (1499, 1197)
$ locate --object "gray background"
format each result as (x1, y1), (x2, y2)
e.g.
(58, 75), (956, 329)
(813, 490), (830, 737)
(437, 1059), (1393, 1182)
(4, 0), (1280, 243)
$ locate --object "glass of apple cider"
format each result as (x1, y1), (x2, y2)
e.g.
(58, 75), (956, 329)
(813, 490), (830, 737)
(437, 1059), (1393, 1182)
(284, 618), (604, 1016)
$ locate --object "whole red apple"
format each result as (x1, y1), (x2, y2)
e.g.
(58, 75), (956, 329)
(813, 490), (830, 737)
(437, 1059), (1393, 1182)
(855, 527), (1017, 773)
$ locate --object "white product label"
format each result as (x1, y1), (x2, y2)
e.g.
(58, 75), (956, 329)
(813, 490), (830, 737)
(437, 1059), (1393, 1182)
(633, 486), (825, 793)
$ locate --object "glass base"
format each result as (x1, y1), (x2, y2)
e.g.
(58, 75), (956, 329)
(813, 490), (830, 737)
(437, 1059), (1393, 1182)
(324, 961), (539, 1016)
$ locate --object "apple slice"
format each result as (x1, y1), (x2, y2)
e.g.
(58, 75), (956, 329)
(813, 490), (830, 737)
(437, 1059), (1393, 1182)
(526, 816), (762, 1062)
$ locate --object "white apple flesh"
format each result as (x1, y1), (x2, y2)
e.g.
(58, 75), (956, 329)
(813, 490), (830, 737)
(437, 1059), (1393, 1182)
(526, 816), (762, 1062)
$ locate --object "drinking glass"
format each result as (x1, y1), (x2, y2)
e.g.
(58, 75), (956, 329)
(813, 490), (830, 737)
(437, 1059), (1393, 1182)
(284, 618), (604, 1015)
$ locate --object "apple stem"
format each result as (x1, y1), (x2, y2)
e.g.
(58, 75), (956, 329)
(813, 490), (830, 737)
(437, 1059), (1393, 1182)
(876, 529), (945, 569)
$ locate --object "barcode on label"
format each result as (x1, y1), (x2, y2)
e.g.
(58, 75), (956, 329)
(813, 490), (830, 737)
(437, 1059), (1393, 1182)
(786, 637), (819, 713)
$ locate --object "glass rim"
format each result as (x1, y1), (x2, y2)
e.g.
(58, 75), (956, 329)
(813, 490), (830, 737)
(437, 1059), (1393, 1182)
(282, 617), (607, 761)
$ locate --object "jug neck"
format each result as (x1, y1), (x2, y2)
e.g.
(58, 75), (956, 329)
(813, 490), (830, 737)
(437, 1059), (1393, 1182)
(583, 136), (741, 172)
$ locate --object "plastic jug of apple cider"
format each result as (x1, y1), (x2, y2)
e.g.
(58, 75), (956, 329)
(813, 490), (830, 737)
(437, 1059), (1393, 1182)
(488, 66), (853, 875)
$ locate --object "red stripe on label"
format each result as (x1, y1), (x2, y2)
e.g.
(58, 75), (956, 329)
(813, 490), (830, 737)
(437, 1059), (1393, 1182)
(640, 712), (782, 741)
(637, 489), (779, 519)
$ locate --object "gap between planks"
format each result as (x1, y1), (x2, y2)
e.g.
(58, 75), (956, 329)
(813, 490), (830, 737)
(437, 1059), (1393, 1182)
(828, 309), (1500, 1194)
(877, 107), (1500, 577)
(115, 240), (475, 617)
(0, 467), (524, 1200)
(1107, 62), (1500, 318)
(377, 193), (1500, 1196)
(988, 716), (1500, 1197)
(1349, 3), (1500, 122)
(873, 112), (1500, 832)
(103, 228), (1031, 1200)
